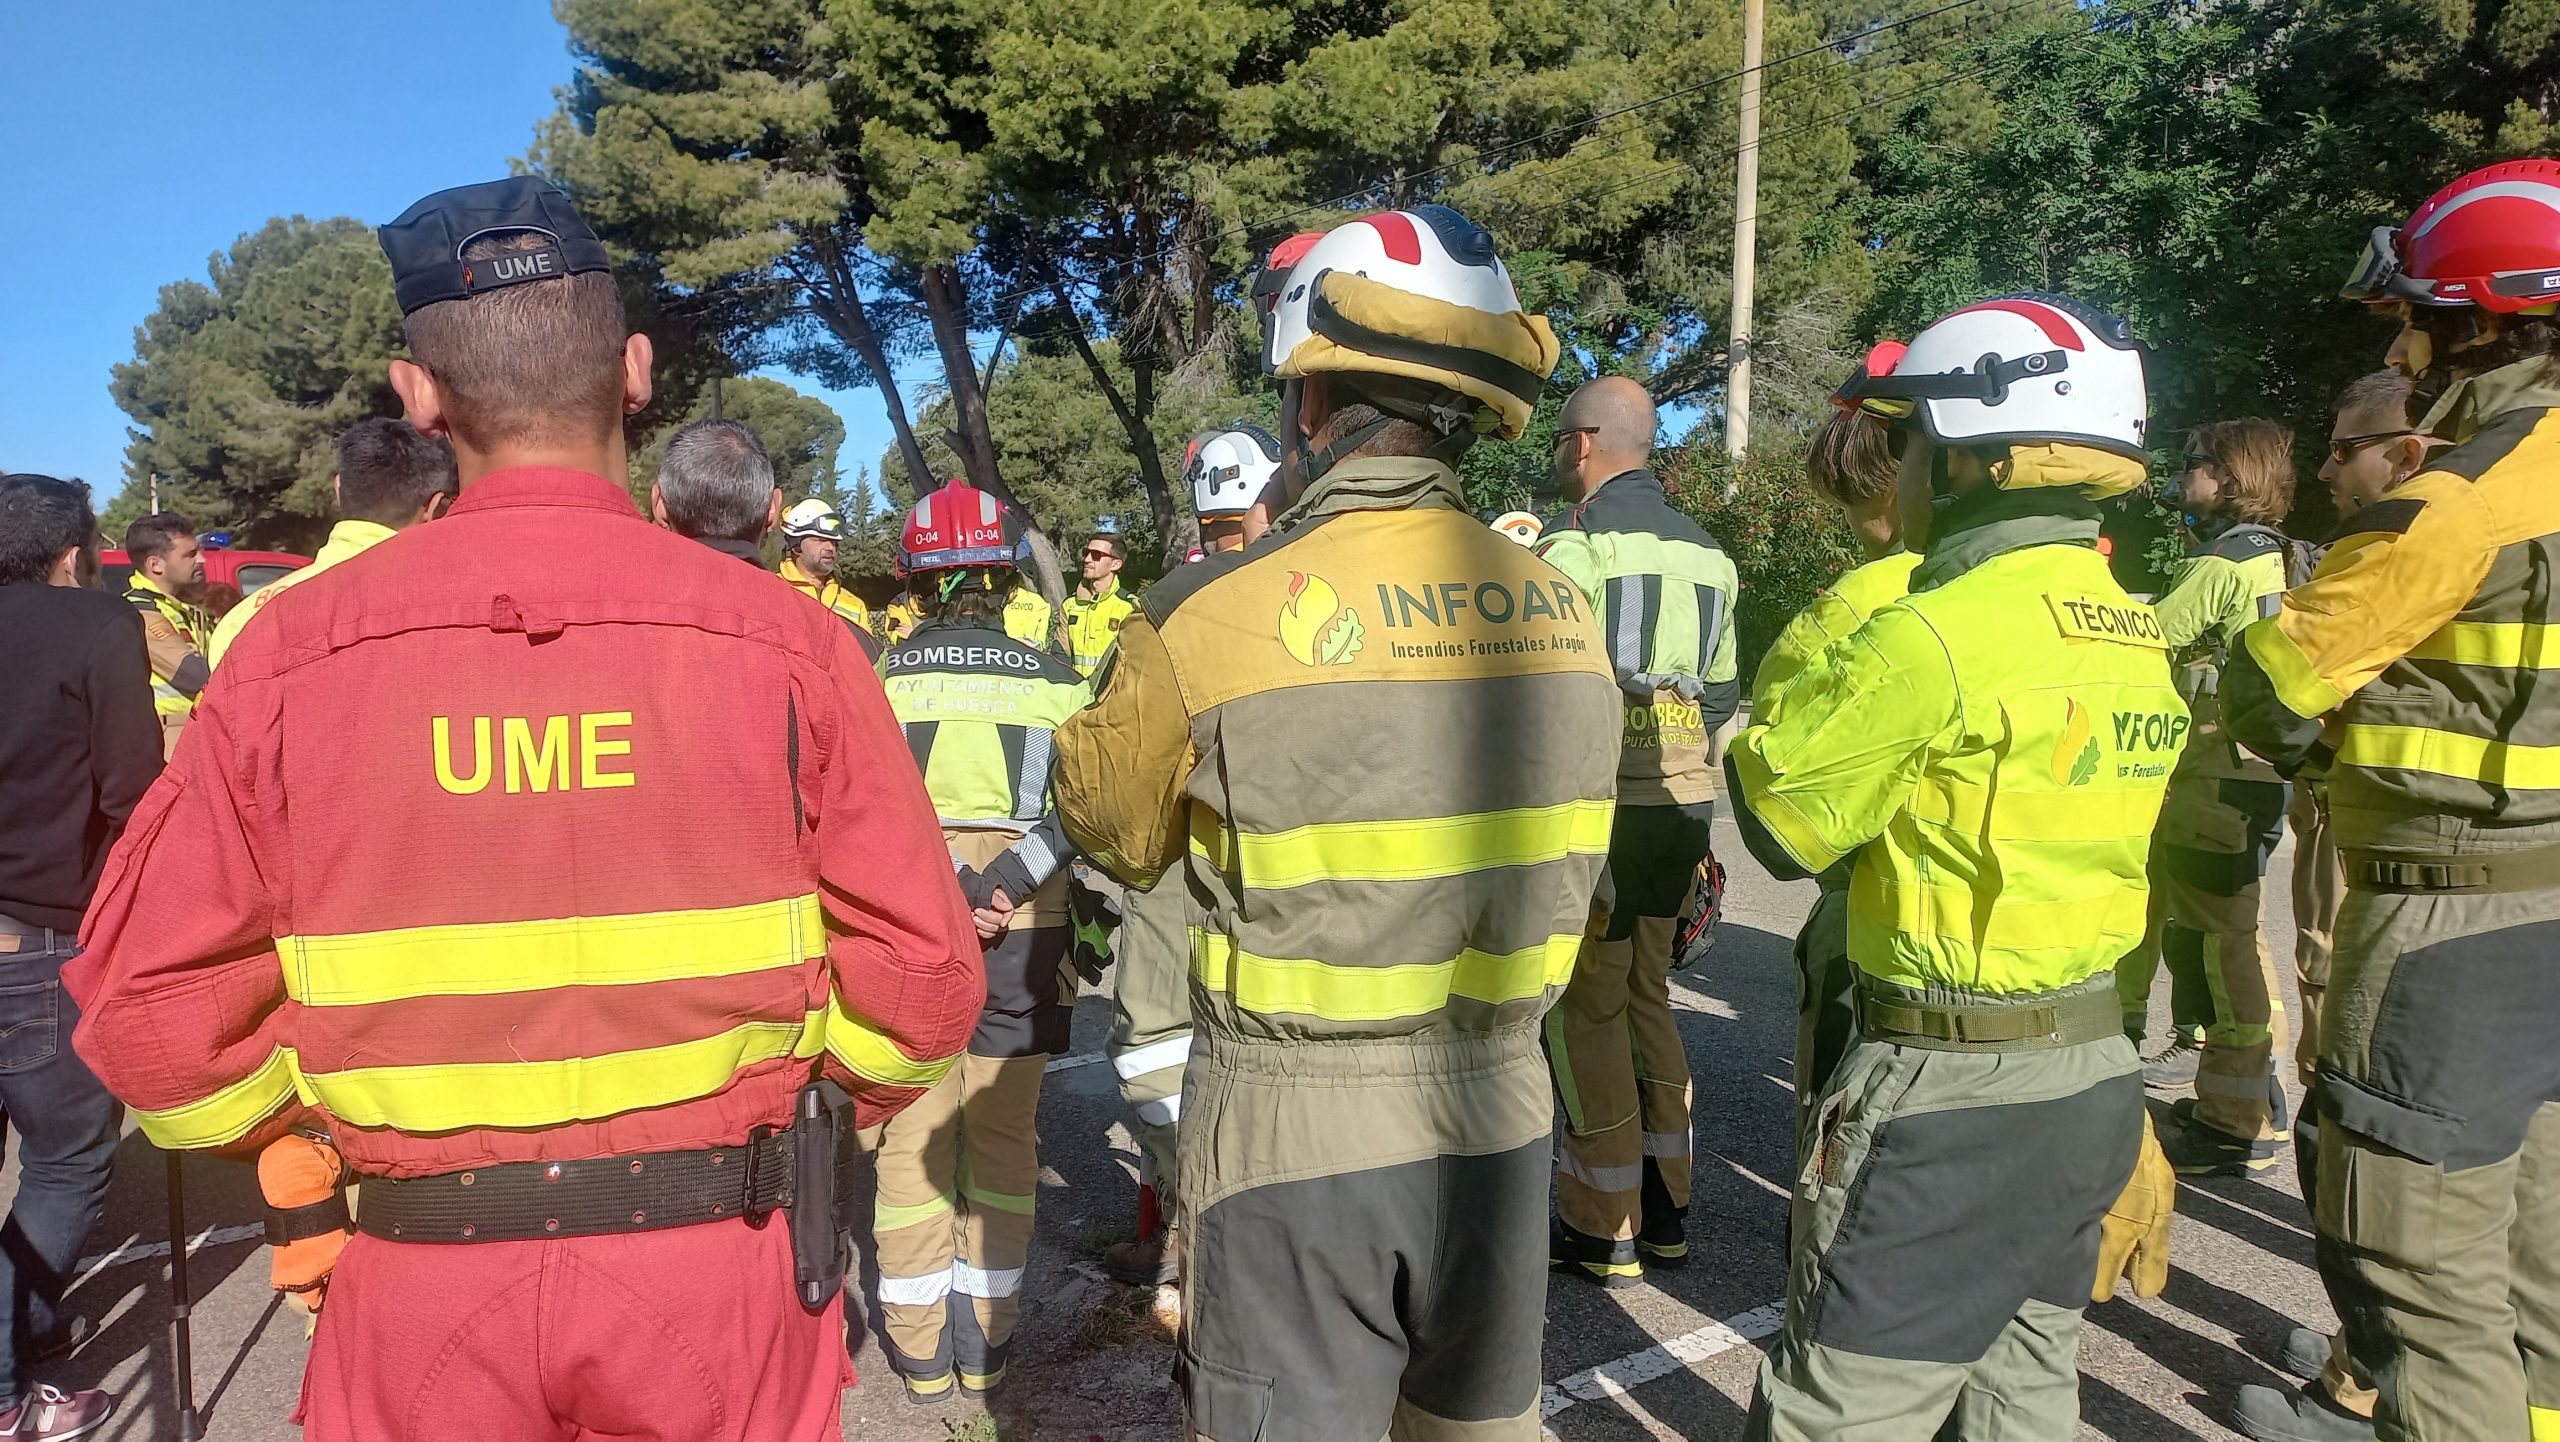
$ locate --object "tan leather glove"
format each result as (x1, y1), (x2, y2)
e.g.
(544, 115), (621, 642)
(2093, 1111), (2176, 1303)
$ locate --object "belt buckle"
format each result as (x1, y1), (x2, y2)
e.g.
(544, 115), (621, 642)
(743, 1126), (780, 1228)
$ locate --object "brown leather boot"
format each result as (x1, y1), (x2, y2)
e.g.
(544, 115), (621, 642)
(1102, 1220), (1181, 1288)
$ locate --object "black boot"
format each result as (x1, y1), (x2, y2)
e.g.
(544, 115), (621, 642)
(1550, 1219), (1642, 1289)
(1637, 1157), (1689, 1269)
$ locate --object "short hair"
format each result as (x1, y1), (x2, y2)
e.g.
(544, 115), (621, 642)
(1805, 410), (1898, 505)
(402, 231), (630, 453)
(124, 512), (195, 563)
(0, 474), (97, 586)
(2335, 370), (2414, 427)
(337, 418), (458, 526)
(2186, 419), (2297, 525)
(1315, 400), (1440, 462)
(1085, 530), (1125, 558)
(656, 420), (776, 541)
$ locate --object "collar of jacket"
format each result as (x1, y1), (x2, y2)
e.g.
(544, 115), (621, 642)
(695, 535), (766, 567)
(2423, 352), (2560, 444)
(1274, 454), (1464, 533)
(319, 518), (400, 565)
(1076, 574), (1124, 603)
(127, 570), (177, 602)
(1593, 466), (1664, 502)
(1912, 484), (2101, 591)
(446, 467), (645, 520)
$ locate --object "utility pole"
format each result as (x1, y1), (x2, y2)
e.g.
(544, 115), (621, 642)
(709, 374), (725, 421)
(1725, 0), (1766, 462)
(150, 473), (161, 513)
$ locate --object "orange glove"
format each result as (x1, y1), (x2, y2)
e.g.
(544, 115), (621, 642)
(260, 1134), (351, 1318)
(2093, 1112), (2176, 1303)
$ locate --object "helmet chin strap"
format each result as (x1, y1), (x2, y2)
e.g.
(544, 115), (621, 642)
(1288, 376), (1481, 490)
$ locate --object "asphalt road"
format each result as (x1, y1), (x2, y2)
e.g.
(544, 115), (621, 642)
(11, 816), (2330, 1441)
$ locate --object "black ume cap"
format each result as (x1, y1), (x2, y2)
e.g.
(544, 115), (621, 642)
(378, 177), (612, 316)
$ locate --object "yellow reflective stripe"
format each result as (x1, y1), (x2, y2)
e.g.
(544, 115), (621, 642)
(281, 895), (824, 1006)
(959, 1157), (1036, 1215)
(2404, 621), (2559, 669)
(1193, 799), (1613, 890)
(2336, 725), (2560, 789)
(132, 1046), (299, 1149)
(1191, 931), (1578, 1022)
(304, 1012), (826, 1132)
(2241, 617), (2346, 720)
(1904, 777), (2164, 842)
(825, 997), (960, 1091)
(875, 1191), (955, 1232)
(2530, 1404), (2560, 1442)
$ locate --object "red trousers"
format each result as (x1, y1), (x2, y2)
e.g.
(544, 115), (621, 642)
(297, 1220), (851, 1441)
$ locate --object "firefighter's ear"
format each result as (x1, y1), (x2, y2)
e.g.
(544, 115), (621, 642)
(764, 487), (784, 535)
(649, 484), (673, 529)
(621, 333), (655, 417)
(388, 360), (446, 439)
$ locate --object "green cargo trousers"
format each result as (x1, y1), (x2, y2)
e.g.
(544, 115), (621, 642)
(2316, 868), (2560, 1441)
(1746, 977), (2141, 1442)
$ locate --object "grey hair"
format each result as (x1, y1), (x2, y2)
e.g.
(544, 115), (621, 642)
(657, 419), (776, 540)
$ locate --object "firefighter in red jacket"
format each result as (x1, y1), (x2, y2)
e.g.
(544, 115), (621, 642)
(66, 178), (983, 1442)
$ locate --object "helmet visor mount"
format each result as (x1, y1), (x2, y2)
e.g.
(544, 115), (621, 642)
(2341, 225), (2447, 306)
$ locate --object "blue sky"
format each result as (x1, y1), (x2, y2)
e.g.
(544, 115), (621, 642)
(0, 2), (904, 508)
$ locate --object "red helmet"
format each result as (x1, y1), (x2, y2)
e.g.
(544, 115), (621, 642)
(2342, 159), (2560, 313)
(897, 480), (1024, 582)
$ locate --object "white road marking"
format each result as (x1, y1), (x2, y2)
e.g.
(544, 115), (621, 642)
(1046, 1051), (1108, 1073)
(72, 1222), (266, 1287)
(1541, 1300), (1786, 1419)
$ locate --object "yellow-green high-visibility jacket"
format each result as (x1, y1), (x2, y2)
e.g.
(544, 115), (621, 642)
(125, 574), (210, 726)
(779, 555), (872, 632)
(1004, 583), (1058, 656)
(1062, 576), (1138, 675)
(2155, 523), (2293, 784)
(1730, 536), (2188, 995)
(1536, 468), (1740, 807)
(1052, 455), (1622, 1043)
(879, 620), (1092, 909)
(1750, 550), (1920, 723)
(2227, 356), (2560, 854)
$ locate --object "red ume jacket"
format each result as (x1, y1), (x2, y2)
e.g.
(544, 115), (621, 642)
(67, 468), (983, 1177)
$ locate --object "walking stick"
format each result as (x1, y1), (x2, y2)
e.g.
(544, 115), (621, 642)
(166, 1147), (202, 1440)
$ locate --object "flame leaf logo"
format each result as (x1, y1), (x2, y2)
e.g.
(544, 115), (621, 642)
(1278, 570), (1363, 667)
(2052, 698), (2100, 786)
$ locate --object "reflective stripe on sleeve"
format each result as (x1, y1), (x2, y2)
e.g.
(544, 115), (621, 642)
(1135, 1094), (1182, 1127)
(827, 998), (963, 1091)
(131, 1046), (301, 1150)
(1110, 1034), (1192, 1080)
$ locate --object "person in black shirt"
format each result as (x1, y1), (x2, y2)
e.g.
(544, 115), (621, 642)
(0, 473), (160, 1439)
(652, 418), (881, 662)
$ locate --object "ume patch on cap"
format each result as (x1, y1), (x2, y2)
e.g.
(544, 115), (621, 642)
(378, 177), (613, 315)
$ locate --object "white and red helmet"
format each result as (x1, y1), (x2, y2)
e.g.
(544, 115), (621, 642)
(1184, 426), (1280, 518)
(1837, 292), (2149, 462)
(2343, 159), (2560, 314)
(1261, 206), (1559, 441)
(897, 480), (1023, 580)
(1489, 510), (1544, 547)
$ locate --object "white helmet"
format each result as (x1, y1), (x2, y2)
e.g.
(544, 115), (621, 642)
(781, 498), (844, 541)
(1840, 293), (2148, 463)
(1262, 206), (1559, 441)
(1184, 427), (1279, 518)
(1489, 510), (1544, 547)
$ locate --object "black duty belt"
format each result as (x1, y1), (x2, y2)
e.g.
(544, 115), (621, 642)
(355, 1130), (798, 1244)
(1855, 974), (2123, 1052)
(2346, 840), (2560, 896)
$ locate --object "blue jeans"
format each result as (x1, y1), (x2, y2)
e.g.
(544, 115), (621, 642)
(0, 939), (123, 1407)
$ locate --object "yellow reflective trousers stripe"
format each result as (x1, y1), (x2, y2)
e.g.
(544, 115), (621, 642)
(2405, 621), (2559, 669)
(304, 1011), (828, 1132)
(281, 895), (825, 1006)
(2337, 725), (2560, 790)
(1190, 930), (1577, 1022)
(131, 1046), (300, 1150)
(1194, 799), (1614, 889)
(826, 995), (962, 1091)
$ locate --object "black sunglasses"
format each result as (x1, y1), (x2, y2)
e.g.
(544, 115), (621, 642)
(1082, 546), (1121, 560)
(2328, 431), (2418, 464)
